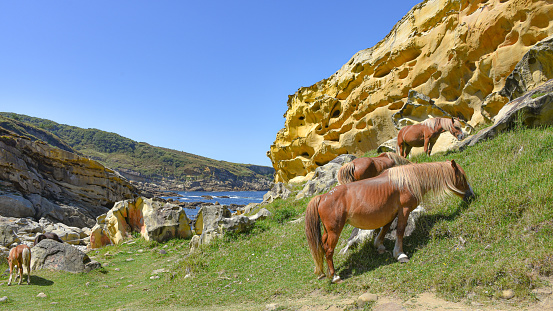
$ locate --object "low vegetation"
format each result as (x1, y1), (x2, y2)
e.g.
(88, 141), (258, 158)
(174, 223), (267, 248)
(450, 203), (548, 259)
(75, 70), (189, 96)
(1, 125), (552, 310)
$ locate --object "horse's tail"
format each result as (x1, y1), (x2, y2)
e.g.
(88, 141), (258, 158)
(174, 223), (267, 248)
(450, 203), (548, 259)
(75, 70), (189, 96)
(337, 162), (356, 185)
(22, 246), (31, 273)
(305, 195), (325, 276)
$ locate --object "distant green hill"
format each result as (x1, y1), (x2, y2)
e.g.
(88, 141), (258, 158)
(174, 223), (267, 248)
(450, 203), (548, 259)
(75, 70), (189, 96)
(0, 112), (274, 190)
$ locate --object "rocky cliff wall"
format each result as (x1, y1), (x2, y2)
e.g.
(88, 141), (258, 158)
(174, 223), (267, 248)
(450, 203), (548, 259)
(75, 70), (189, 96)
(268, 0), (553, 183)
(0, 130), (137, 227)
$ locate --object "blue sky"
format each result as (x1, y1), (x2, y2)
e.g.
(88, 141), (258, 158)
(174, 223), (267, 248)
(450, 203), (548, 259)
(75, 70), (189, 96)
(0, 1), (420, 167)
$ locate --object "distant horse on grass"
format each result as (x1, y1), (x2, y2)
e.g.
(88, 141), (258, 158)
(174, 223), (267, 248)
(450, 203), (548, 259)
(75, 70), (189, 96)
(305, 160), (474, 283)
(337, 152), (411, 185)
(7, 244), (31, 285)
(397, 117), (465, 158)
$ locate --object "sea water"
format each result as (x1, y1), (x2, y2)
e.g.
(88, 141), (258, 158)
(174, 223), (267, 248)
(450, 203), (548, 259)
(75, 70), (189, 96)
(163, 190), (267, 219)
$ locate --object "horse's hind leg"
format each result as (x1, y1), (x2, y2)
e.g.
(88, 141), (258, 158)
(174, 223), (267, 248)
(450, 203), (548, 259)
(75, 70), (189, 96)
(18, 265), (23, 285)
(322, 230), (342, 283)
(374, 219), (394, 254)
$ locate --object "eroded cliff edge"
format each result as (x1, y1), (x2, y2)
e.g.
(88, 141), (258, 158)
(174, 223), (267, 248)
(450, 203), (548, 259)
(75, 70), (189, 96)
(268, 0), (553, 182)
(0, 127), (137, 228)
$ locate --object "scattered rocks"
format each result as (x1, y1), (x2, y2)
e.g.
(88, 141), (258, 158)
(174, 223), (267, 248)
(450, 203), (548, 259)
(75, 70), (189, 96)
(0, 216), (90, 248)
(0, 296), (8, 303)
(37, 292), (47, 298)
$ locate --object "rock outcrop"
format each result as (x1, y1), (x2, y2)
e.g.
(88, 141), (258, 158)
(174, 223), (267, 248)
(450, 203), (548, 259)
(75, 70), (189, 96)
(88, 197), (193, 249)
(268, 0), (553, 182)
(0, 130), (136, 227)
(458, 78), (553, 150)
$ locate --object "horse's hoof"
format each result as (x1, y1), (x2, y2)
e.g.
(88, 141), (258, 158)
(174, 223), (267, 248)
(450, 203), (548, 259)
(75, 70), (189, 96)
(397, 254), (409, 263)
(377, 248), (386, 255)
(317, 274), (326, 280)
(332, 275), (343, 284)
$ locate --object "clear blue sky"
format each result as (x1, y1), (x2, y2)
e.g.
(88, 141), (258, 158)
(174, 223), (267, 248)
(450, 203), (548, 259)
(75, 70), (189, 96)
(0, 1), (420, 167)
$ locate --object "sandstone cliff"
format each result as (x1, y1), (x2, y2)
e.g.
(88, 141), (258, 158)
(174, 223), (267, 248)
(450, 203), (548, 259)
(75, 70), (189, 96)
(0, 127), (137, 228)
(268, 0), (553, 182)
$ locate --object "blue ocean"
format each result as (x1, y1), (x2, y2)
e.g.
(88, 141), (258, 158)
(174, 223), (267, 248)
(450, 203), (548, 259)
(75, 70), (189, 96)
(164, 190), (267, 219)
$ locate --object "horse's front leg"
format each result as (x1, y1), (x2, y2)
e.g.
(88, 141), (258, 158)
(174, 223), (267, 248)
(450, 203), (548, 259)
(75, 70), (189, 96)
(393, 207), (411, 263)
(423, 137), (432, 156)
(7, 265), (14, 286)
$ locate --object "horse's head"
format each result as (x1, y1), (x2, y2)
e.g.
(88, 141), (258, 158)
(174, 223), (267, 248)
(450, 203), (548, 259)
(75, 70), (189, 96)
(450, 160), (475, 202)
(448, 118), (465, 141)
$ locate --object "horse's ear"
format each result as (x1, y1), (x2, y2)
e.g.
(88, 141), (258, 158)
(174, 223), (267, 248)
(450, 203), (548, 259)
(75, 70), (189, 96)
(450, 159), (459, 170)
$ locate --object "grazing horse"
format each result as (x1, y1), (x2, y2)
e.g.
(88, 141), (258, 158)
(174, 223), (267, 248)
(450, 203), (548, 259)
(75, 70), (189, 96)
(7, 244), (31, 285)
(34, 232), (64, 246)
(305, 160), (474, 283)
(337, 152), (411, 185)
(397, 117), (465, 158)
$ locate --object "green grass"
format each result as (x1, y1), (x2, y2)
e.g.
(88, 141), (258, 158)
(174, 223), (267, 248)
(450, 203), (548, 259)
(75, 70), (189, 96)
(1, 125), (553, 310)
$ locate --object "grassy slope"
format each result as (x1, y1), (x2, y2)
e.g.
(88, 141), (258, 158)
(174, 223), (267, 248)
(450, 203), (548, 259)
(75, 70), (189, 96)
(1, 125), (552, 310)
(0, 112), (273, 183)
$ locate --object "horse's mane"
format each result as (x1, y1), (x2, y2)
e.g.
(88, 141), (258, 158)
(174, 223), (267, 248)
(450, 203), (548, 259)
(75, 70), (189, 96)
(420, 118), (439, 130)
(387, 161), (466, 201)
(421, 117), (462, 133)
(382, 152), (411, 166)
(337, 162), (355, 185)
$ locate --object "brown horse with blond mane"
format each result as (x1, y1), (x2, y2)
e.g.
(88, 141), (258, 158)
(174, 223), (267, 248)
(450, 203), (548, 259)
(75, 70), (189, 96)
(305, 160), (474, 283)
(337, 152), (411, 185)
(7, 244), (31, 285)
(397, 117), (465, 158)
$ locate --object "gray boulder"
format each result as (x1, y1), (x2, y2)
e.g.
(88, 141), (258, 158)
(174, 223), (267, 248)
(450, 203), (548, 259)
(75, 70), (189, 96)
(262, 183), (291, 203)
(31, 239), (100, 273)
(190, 205), (273, 252)
(296, 154), (356, 199)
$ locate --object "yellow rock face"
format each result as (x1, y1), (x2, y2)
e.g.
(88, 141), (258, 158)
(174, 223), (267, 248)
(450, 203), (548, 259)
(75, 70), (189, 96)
(268, 0), (553, 182)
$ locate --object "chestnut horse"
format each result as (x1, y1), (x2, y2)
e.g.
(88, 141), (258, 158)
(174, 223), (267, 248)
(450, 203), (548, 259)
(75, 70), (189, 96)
(397, 117), (465, 158)
(337, 152), (411, 185)
(7, 244), (31, 285)
(306, 160), (474, 283)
